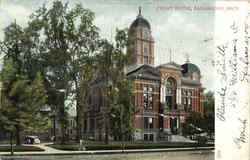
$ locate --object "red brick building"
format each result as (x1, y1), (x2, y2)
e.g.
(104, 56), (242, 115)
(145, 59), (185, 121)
(84, 7), (205, 141)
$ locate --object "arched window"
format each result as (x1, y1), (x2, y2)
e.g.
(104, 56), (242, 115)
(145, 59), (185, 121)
(165, 77), (177, 110)
(143, 30), (148, 39)
(143, 43), (149, 55)
(193, 72), (198, 81)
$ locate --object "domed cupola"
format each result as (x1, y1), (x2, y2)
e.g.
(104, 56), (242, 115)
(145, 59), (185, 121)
(181, 63), (201, 76)
(181, 57), (201, 81)
(128, 7), (155, 68)
(130, 7), (151, 30)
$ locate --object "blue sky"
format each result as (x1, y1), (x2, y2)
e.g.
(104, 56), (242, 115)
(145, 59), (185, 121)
(0, 0), (216, 91)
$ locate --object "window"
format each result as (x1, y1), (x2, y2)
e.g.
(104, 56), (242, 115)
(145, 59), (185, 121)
(143, 85), (154, 109)
(149, 134), (154, 141)
(143, 56), (148, 64)
(188, 90), (192, 96)
(165, 78), (177, 109)
(184, 90), (187, 96)
(143, 42), (149, 55)
(144, 134), (154, 141)
(193, 72), (198, 81)
(166, 88), (172, 95)
(149, 86), (153, 92)
(144, 117), (154, 129)
(144, 118), (148, 129)
(143, 93), (148, 108)
(149, 94), (153, 108)
(143, 30), (147, 39)
(188, 98), (191, 105)
(184, 98), (188, 104)
(149, 118), (153, 128)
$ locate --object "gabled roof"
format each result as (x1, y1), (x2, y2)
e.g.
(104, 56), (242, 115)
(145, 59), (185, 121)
(156, 62), (183, 71)
(126, 64), (160, 81)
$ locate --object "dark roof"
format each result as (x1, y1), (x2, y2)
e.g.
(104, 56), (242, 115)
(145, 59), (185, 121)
(181, 77), (201, 86)
(127, 64), (160, 81)
(130, 15), (151, 30)
(181, 63), (201, 76)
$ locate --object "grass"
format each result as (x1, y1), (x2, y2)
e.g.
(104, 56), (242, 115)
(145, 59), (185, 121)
(47, 141), (214, 151)
(0, 145), (45, 152)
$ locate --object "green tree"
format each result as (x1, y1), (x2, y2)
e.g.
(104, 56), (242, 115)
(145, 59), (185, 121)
(0, 21), (49, 146)
(96, 29), (134, 144)
(182, 91), (215, 138)
(110, 79), (135, 141)
(29, 0), (100, 141)
(203, 91), (215, 137)
(0, 58), (49, 146)
(182, 112), (204, 136)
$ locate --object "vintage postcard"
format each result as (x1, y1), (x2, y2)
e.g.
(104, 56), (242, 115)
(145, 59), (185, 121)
(215, 0), (250, 160)
(0, 0), (249, 160)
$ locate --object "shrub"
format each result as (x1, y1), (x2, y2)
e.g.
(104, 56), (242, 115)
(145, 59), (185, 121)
(47, 141), (214, 151)
(0, 145), (45, 152)
(197, 136), (208, 145)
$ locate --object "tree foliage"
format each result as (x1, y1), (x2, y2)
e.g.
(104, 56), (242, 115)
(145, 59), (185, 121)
(182, 91), (214, 137)
(203, 91), (215, 136)
(0, 20), (50, 145)
(182, 112), (204, 136)
(96, 29), (134, 144)
(109, 79), (135, 141)
(0, 58), (49, 145)
(0, 1), (136, 145)
(27, 0), (101, 142)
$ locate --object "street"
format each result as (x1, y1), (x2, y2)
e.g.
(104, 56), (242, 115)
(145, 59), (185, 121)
(0, 150), (214, 160)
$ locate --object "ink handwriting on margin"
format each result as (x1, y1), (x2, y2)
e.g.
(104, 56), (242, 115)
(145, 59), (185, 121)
(239, 20), (250, 82)
(228, 39), (238, 86)
(233, 118), (247, 149)
(216, 86), (227, 122)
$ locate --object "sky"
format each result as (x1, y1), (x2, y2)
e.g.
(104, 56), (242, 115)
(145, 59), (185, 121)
(0, 0), (216, 91)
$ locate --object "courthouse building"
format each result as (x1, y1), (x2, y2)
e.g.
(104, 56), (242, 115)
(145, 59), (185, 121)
(84, 8), (205, 141)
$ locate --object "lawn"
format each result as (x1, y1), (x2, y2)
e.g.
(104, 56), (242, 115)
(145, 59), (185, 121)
(47, 141), (214, 151)
(0, 145), (45, 152)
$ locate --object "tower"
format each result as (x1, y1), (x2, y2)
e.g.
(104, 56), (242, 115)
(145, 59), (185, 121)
(128, 7), (155, 67)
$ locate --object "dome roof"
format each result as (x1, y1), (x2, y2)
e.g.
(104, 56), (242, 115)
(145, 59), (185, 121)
(130, 7), (151, 30)
(181, 63), (201, 76)
(130, 15), (151, 30)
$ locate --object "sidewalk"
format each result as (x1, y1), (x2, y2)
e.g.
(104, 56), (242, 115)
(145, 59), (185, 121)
(0, 143), (214, 156)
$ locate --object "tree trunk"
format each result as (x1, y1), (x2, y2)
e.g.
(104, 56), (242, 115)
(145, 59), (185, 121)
(105, 118), (109, 145)
(15, 125), (21, 146)
(76, 101), (81, 141)
(78, 106), (83, 141)
(75, 80), (81, 141)
(10, 132), (14, 155)
(60, 126), (65, 145)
